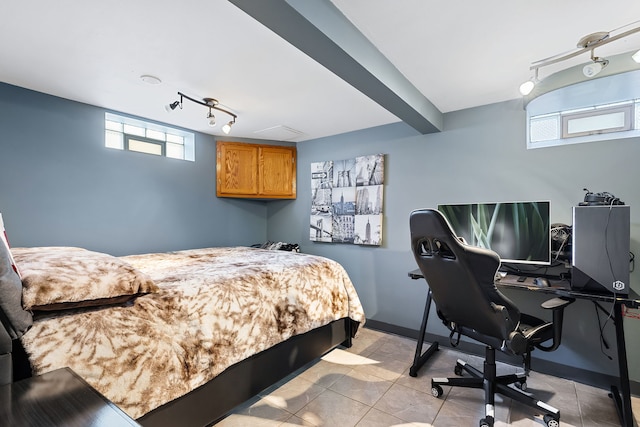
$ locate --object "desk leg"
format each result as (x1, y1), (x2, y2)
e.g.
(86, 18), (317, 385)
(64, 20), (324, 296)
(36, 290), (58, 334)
(409, 289), (439, 377)
(609, 302), (634, 427)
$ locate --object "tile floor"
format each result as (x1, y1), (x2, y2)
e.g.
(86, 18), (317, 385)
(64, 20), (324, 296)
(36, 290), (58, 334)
(214, 327), (639, 426)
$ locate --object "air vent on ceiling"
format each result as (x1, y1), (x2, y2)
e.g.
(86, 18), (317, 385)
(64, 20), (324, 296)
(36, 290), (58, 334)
(253, 125), (305, 141)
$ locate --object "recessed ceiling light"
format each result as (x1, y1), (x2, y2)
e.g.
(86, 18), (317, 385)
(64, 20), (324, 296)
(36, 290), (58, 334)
(140, 75), (162, 85)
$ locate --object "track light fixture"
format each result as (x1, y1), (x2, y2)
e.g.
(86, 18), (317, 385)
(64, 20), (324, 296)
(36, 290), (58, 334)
(221, 119), (235, 135)
(583, 55), (609, 78)
(165, 92), (238, 133)
(207, 109), (216, 127)
(519, 68), (539, 96)
(519, 21), (640, 97)
(165, 100), (181, 112)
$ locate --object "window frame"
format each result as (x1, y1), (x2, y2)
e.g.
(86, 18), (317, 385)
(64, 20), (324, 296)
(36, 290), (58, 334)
(125, 135), (166, 156)
(561, 103), (633, 139)
(104, 112), (195, 161)
(527, 99), (640, 149)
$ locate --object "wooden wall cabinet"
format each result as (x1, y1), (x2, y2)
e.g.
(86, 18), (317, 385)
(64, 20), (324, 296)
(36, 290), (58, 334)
(216, 141), (296, 199)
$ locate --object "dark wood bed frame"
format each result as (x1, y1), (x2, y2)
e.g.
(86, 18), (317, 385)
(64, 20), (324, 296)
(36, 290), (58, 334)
(3, 317), (357, 427)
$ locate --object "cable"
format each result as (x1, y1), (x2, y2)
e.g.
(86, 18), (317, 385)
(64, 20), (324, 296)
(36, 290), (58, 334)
(595, 199), (617, 360)
(594, 301), (613, 360)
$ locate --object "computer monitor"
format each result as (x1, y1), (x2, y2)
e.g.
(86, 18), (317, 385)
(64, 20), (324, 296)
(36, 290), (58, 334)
(572, 205), (630, 294)
(437, 201), (551, 266)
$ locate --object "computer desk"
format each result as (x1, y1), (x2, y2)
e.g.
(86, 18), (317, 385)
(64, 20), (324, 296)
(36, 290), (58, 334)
(407, 269), (640, 427)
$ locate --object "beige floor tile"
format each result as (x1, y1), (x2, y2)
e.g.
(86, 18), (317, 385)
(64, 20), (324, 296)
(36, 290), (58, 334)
(440, 383), (511, 424)
(260, 375), (326, 414)
(373, 382), (442, 424)
(295, 389), (371, 427)
(575, 384), (621, 427)
(373, 334), (418, 363)
(298, 358), (353, 388)
(214, 397), (293, 426)
(280, 414), (315, 426)
(213, 329), (634, 427)
(329, 368), (393, 406)
(348, 328), (389, 356)
(352, 349), (411, 382)
(355, 407), (425, 426)
(633, 395), (640, 425)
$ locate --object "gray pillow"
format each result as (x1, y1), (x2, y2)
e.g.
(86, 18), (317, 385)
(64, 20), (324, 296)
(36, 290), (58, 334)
(0, 241), (32, 339)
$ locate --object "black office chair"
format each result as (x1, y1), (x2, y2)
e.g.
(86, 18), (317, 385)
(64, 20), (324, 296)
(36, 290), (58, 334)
(409, 209), (574, 427)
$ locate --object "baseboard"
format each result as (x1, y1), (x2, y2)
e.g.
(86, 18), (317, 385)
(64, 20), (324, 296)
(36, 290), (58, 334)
(364, 319), (640, 396)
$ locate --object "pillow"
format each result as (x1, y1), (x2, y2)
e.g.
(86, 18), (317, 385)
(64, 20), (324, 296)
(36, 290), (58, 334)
(0, 214), (33, 338)
(11, 247), (158, 311)
(0, 213), (20, 278)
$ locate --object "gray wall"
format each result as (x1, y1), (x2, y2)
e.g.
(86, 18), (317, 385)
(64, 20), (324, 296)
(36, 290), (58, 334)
(0, 83), (268, 255)
(2, 81), (639, 388)
(267, 99), (640, 387)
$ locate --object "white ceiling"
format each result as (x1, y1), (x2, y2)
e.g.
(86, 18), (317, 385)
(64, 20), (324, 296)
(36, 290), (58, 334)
(2, 1), (640, 142)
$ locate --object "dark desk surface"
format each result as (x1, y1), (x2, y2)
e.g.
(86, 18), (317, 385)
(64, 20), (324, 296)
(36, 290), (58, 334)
(0, 367), (140, 426)
(408, 268), (640, 308)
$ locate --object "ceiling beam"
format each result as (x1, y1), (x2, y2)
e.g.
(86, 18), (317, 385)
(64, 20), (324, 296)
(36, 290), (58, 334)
(228, 0), (443, 134)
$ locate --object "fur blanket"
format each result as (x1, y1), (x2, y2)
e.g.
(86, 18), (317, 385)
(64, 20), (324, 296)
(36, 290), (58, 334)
(19, 247), (365, 419)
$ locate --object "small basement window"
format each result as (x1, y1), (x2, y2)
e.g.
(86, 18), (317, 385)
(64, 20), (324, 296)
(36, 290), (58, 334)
(562, 103), (632, 138)
(105, 113), (195, 161)
(526, 70), (640, 149)
(528, 101), (637, 149)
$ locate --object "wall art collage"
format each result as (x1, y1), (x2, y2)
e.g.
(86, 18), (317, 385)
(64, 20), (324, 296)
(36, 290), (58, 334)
(310, 154), (384, 246)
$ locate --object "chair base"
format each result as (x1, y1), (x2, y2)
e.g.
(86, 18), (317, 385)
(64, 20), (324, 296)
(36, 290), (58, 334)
(430, 346), (560, 427)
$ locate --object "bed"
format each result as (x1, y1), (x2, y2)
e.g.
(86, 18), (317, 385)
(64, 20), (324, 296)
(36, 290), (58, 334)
(0, 244), (365, 426)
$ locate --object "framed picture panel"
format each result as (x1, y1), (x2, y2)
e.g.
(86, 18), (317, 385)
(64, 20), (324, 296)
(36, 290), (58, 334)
(310, 154), (384, 246)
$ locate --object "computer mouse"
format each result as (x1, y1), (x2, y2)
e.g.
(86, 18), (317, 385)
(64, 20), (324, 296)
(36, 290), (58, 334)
(533, 277), (550, 287)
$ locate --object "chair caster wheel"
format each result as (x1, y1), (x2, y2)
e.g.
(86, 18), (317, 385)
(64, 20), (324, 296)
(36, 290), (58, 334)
(515, 380), (527, 391)
(479, 416), (494, 427)
(431, 384), (444, 398)
(543, 414), (559, 427)
(454, 364), (463, 376)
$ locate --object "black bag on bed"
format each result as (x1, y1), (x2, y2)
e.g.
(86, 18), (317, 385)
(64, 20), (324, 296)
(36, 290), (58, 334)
(251, 241), (300, 252)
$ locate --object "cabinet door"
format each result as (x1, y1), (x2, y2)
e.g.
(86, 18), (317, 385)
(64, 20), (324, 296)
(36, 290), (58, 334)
(259, 146), (296, 198)
(216, 143), (258, 197)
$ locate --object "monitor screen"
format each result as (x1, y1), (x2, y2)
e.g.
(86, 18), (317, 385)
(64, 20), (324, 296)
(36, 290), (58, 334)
(437, 201), (551, 265)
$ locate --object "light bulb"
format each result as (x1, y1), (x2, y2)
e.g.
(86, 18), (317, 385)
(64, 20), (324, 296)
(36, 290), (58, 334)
(583, 61), (603, 78)
(165, 101), (180, 112)
(222, 121), (233, 134)
(519, 80), (535, 96)
(207, 112), (216, 127)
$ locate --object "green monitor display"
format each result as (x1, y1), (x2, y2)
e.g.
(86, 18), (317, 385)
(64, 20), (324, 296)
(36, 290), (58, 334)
(437, 201), (551, 265)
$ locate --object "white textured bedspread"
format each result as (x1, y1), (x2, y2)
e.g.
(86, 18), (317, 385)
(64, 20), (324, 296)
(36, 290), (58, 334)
(20, 247), (365, 419)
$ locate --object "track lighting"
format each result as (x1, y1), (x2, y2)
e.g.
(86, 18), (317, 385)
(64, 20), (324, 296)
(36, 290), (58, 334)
(222, 119), (235, 135)
(207, 109), (216, 127)
(166, 92), (238, 133)
(519, 68), (539, 96)
(583, 56), (608, 78)
(520, 21), (640, 97)
(165, 100), (181, 112)
(519, 80), (536, 96)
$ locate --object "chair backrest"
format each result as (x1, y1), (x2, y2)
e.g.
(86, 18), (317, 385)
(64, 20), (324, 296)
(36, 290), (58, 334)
(410, 208), (521, 341)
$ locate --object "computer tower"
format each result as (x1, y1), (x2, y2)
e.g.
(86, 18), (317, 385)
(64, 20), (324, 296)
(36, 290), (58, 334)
(571, 205), (630, 294)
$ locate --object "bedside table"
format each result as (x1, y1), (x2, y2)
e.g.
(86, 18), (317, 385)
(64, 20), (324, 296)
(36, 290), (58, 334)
(0, 367), (140, 426)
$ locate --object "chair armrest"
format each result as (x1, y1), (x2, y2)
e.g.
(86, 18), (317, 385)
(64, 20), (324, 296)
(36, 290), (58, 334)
(541, 297), (574, 310)
(536, 297), (575, 352)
